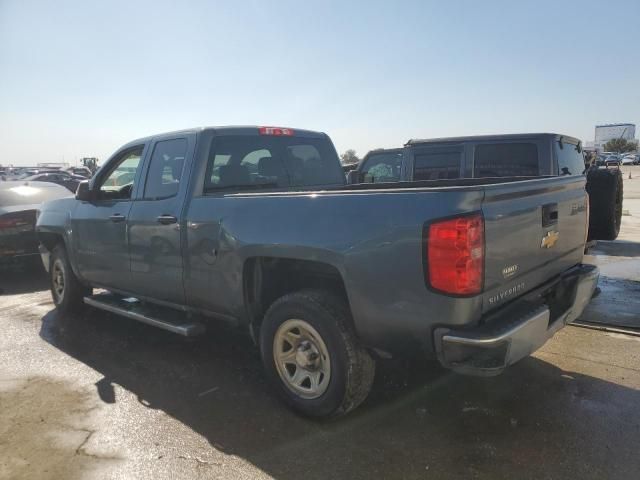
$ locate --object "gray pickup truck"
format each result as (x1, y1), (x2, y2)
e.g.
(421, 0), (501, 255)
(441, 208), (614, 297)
(37, 126), (599, 417)
(352, 133), (623, 241)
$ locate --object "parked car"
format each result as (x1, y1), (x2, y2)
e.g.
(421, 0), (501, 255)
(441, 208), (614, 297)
(20, 171), (84, 193)
(66, 166), (93, 178)
(604, 155), (621, 167)
(1, 181), (72, 263)
(37, 126), (599, 418)
(16, 168), (62, 177)
(1, 167), (37, 180)
(352, 133), (623, 241)
(622, 154), (639, 165)
(595, 155), (607, 166)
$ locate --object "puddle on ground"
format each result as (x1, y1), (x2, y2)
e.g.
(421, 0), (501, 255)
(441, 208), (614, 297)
(0, 377), (119, 480)
(578, 276), (640, 328)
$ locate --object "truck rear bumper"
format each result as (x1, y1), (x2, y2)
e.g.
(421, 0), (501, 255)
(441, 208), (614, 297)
(434, 264), (599, 376)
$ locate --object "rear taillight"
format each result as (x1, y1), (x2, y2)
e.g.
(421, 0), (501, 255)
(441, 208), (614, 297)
(0, 211), (35, 229)
(259, 126), (294, 136)
(426, 213), (484, 295)
(0, 217), (23, 229)
(585, 193), (590, 244)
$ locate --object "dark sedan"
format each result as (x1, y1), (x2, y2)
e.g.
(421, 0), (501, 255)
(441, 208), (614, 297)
(604, 155), (622, 167)
(0, 181), (72, 262)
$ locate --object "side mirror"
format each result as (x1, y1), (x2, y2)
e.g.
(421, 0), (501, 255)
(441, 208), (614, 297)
(75, 181), (92, 201)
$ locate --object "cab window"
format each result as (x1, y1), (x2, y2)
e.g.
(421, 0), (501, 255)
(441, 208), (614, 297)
(414, 151), (461, 180)
(360, 152), (403, 182)
(98, 147), (144, 199)
(555, 140), (585, 175)
(474, 143), (538, 177)
(143, 139), (187, 199)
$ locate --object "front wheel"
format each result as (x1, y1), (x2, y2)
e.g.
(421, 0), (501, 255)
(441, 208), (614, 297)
(50, 244), (91, 312)
(259, 289), (375, 418)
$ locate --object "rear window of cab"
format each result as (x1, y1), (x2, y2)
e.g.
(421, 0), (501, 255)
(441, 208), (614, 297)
(204, 135), (345, 191)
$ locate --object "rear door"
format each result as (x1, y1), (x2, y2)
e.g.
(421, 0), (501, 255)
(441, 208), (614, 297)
(480, 175), (587, 314)
(127, 135), (193, 304)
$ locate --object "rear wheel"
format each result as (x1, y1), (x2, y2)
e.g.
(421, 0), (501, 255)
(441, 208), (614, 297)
(260, 289), (375, 418)
(50, 244), (91, 312)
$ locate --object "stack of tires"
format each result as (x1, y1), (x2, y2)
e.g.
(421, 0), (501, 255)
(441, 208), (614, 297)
(586, 167), (623, 241)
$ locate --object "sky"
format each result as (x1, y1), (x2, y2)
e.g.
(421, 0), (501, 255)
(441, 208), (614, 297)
(1, 0), (639, 166)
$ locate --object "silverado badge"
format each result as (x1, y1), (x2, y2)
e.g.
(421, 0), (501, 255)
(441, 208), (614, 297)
(541, 230), (559, 249)
(501, 264), (519, 278)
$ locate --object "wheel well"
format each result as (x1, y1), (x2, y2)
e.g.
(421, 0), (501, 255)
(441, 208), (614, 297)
(38, 232), (64, 251)
(243, 257), (350, 342)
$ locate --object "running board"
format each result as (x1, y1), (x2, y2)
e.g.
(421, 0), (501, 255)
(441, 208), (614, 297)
(84, 293), (205, 336)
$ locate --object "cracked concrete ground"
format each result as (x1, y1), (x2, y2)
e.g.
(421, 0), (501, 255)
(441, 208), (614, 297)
(1, 166), (639, 480)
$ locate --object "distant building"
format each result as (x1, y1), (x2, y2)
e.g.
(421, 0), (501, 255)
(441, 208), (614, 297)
(594, 123), (636, 151)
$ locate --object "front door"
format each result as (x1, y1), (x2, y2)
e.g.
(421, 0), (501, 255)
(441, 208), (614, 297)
(127, 137), (190, 304)
(72, 146), (145, 291)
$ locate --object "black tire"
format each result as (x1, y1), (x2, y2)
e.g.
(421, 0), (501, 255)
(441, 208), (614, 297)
(586, 168), (623, 241)
(50, 244), (91, 312)
(259, 289), (375, 418)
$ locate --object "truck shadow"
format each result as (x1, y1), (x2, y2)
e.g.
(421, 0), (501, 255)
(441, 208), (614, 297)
(39, 308), (640, 480)
(0, 260), (48, 295)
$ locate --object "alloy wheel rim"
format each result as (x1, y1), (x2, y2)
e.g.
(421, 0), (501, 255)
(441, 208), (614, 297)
(273, 319), (331, 399)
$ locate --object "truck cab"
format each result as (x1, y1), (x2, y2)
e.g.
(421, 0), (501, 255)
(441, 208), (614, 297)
(352, 133), (621, 241)
(352, 133), (585, 184)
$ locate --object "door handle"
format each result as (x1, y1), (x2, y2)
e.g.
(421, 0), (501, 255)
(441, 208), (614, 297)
(109, 213), (126, 223)
(156, 214), (178, 225)
(542, 203), (559, 227)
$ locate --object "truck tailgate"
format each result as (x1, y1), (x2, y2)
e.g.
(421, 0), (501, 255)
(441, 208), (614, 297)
(481, 176), (588, 314)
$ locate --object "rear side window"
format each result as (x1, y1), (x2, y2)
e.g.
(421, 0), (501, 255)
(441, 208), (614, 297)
(414, 151), (461, 180)
(205, 135), (344, 191)
(474, 143), (538, 177)
(555, 141), (585, 175)
(143, 138), (187, 199)
(360, 152), (403, 182)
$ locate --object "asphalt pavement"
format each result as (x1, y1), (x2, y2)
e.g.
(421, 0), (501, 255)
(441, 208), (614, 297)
(1, 167), (640, 480)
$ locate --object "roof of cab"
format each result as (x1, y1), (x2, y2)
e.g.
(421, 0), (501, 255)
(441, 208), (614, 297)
(120, 126), (328, 149)
(405, 133), (581, 146)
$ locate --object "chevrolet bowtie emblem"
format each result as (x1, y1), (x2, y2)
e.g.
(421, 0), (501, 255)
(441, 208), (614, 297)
(541, 230), (559, 249)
